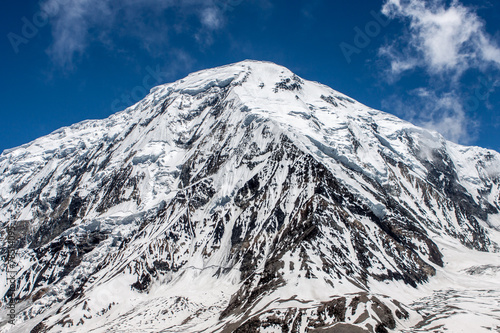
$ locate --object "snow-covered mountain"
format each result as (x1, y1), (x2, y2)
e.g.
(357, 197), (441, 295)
(1, 60), (500, 333)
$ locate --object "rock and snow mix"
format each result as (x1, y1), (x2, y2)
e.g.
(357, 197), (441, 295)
(0, 60), (499, 332)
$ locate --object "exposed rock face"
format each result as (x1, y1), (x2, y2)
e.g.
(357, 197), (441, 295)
(1, 61), (499, 332)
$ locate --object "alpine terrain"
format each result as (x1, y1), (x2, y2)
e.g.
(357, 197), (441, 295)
(1, 60), (500, 333)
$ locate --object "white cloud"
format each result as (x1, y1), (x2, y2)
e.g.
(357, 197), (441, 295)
(41, 0), (107, 68)
(200, 7), (223, 30)
(378, 0), (499, 145)
(40, 0), (228, 68)
(416, 90), (475, 144)
(381, 0), (500, 77)
(382, 88), (478, 144)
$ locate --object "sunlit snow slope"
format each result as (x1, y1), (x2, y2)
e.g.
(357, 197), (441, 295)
(1, 60), (500, 333)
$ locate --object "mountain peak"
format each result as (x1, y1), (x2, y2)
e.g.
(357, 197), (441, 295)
(1, 61), (500, 333)
(152, 59), (303, 97)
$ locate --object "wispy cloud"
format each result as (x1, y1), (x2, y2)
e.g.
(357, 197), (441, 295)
(378, 0), (500, 144)
(40, 0), (228, 69)
(382, 88), (478, 144)
(200, 6), (223, 30)
(380, 0), (500, 78)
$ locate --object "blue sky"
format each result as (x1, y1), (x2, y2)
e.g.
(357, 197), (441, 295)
(1, 0), (499, 153)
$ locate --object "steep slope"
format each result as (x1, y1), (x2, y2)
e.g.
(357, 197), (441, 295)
(1, 60), (500, 333)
